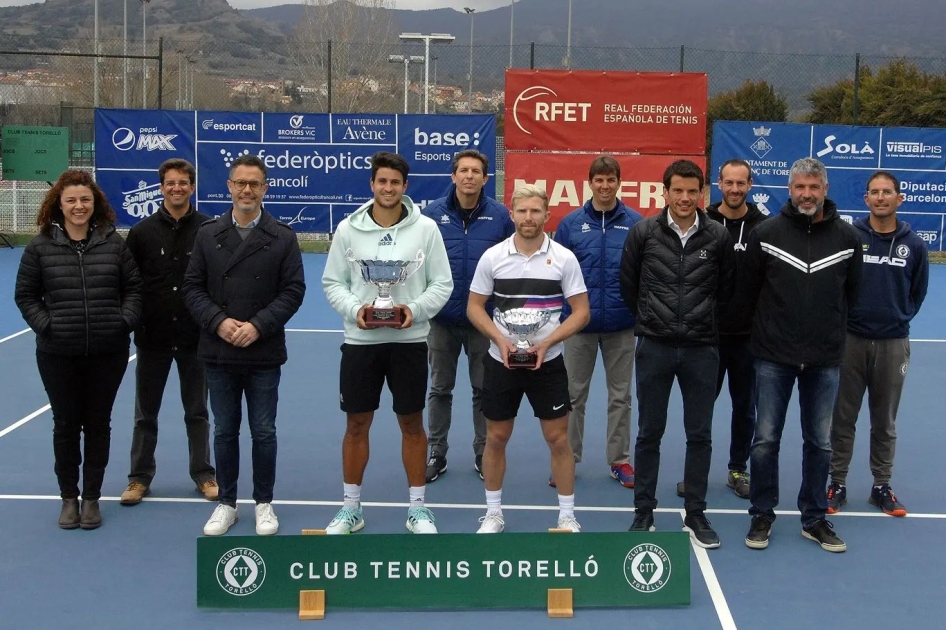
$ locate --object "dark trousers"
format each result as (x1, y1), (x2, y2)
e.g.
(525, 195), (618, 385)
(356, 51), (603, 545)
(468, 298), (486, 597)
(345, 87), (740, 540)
(36, 349), (129, 500)
(206, 364), (281, 507)
(717, 337), (757, 473)
(129, 345), (214, 486)
(634, 337), (718, 515)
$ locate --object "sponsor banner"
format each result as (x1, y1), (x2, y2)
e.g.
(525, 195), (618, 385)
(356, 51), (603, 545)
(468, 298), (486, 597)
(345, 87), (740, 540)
(504, 70), (707, 154)
(94, 109), (496, 230)
(197, 532), (690, 610)
(711, 121), (946, 247)
(505, 152), (706, 230)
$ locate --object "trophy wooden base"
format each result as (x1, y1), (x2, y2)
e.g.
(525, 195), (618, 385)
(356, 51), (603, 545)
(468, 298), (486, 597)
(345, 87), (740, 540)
(365, 305), (404, 327)
(508, 350), (538, 368)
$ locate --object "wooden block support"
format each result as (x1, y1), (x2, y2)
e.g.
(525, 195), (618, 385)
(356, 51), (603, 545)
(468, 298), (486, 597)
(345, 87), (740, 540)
(548, 588), (574, 618)
(299, 590), (325, 620)
(301, 529), (326, 535)
(547, 528), (574, 534)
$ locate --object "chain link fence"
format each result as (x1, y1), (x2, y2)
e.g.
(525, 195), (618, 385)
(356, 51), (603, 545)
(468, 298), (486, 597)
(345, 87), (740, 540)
(2, 39), (944, 239)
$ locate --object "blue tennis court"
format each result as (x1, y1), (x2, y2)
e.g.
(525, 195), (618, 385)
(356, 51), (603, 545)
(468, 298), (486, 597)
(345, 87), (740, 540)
(1, 248), (944, 629)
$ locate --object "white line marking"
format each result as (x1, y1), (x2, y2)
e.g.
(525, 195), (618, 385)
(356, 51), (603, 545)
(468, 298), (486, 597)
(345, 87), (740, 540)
(681, 514), (737, 630)
(0, 354), (137, 439)
(0, 328), (30, 344)
(286, 328), (344, 333)
(0, 496), (944, 519)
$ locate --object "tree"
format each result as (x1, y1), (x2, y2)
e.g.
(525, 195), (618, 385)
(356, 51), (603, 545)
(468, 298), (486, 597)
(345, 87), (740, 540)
(290, 0), (403, 113)
(707, 79), (788, 153)
(806, 60), (946, 127)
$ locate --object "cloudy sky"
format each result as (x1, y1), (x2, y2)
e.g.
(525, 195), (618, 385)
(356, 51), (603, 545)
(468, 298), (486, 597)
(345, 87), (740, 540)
(0, 0), (515, 9)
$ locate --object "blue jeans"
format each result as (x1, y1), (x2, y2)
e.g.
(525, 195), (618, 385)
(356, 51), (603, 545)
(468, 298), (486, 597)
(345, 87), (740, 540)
(206, 365), (281, 507)
(749, 359), (839, 527)
(634, 337), (718, 515)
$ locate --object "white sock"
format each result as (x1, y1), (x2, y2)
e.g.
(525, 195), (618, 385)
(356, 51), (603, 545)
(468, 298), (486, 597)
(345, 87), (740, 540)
(409, 486), (425, 507)
(485, 488), (503, 514)
(558, 493), (575, 519)
(343, 483), (361, 509)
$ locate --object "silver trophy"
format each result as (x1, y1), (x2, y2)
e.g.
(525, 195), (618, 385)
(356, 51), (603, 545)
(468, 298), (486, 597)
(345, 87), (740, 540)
(346, 249), (425, 327)
(496, 308), (552, 368)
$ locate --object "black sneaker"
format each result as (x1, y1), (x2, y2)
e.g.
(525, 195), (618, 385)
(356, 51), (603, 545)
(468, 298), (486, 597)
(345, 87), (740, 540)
(683, 513), (721, 549)
(826, 482), (846, 514)
(474, 454), (484, 480)
(745, 515), (773, 549)
(869, 484), (907, 517)
(676, 481), (685, 498)
(802, 519), (847, 553)
(425, 454), (447, 483)
(628, 511), (655, 532)
(727, 470), (750, 499)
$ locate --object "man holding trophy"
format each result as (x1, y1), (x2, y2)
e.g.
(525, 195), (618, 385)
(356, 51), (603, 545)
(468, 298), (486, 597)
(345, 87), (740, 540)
(322, 151), (453, 535)
(467, 184), (590, 533)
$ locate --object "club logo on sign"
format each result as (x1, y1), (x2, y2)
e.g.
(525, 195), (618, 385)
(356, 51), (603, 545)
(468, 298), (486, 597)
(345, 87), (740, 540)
(217, 548), (266, 597)
(623, 544), (672, 594)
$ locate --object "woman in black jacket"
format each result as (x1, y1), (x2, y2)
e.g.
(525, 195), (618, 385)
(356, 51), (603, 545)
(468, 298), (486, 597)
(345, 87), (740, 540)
(14, 170), (142, 530)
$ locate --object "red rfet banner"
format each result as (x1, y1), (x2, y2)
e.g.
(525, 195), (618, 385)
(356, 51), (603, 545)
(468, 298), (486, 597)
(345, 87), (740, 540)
(504, 153), (706, 230)
(504, 70), (707, 154)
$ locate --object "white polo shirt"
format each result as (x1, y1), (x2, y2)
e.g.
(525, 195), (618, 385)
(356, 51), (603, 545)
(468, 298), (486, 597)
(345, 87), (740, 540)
(470, 233), (587, 362)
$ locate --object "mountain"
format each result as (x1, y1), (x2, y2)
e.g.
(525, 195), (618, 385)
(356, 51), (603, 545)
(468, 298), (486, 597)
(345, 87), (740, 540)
(242, 0), (946, 58)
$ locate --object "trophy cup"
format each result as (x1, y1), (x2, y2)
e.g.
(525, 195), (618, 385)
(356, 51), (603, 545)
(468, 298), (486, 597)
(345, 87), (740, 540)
(496, 308), (552, 368)
(346, 249), (425, 327)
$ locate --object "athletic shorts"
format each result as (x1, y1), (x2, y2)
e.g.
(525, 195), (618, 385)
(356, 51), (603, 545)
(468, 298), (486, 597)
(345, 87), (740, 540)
(339, 342), (428, 415)
(481, 354), (571, 421)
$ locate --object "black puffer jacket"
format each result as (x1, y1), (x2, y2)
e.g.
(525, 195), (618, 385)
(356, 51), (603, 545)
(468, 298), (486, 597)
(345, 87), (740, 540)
(620, 208), (734, 346)
(126, 205), (212, 351)
(15, 223), (143, 356)
(182, 209), (306, 367)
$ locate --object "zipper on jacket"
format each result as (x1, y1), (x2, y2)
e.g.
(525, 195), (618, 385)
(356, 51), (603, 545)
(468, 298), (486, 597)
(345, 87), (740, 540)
(78, 249), (91, 356)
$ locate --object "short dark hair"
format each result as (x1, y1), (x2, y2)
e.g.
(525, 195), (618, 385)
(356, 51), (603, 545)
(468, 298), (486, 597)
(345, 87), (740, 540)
(159, 158), (196, 185)
(718, 159), (752, 181)
(229, 153), (267, 179)
(866, 170), (900, 192)
(663, 159), (704, 190)
(589, 155), (621, 181)
(451, 149), (489, 174)
(371, 151), (409, 181)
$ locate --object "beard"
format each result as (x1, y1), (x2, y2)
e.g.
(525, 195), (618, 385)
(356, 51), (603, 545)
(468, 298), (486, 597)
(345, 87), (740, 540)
(723, 193), (746, 210)
(796, 201), (823, 217)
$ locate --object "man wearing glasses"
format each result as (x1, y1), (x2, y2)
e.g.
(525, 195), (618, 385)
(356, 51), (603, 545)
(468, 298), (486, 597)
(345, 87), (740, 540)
(183, 154), (306, 537)
(120, 159), (217, 507)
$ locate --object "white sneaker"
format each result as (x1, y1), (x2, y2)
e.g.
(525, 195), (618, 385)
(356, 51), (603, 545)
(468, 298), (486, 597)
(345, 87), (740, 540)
(406, 506), (438, 534)
(476, 511), (505, 534)
(255, 503), (279, 536)
(203, 504), (238, 536)
(326, 505), (365, 535)
(557, 515), (581, 532)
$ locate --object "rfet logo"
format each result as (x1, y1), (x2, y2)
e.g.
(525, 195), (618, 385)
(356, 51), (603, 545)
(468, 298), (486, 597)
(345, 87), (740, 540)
(112, 127), (177, 151)
(512, 85), (591, 136)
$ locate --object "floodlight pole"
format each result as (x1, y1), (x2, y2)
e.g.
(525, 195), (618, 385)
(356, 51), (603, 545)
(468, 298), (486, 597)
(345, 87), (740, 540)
(399, 32), (455, 114)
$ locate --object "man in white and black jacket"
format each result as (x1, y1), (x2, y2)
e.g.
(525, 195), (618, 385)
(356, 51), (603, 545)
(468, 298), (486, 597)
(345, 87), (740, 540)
(741, 157), (862, 554)
(620, 159), (734, 549)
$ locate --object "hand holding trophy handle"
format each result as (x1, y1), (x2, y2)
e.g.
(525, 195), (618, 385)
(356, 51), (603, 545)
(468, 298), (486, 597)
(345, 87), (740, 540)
(346, 249), (425, 328)
(496, 308), (552, 369)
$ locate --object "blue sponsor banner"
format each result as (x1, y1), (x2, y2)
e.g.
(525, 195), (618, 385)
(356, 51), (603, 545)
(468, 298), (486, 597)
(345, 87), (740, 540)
(95, 109), (496, 232)
(711, 121), (946, 250)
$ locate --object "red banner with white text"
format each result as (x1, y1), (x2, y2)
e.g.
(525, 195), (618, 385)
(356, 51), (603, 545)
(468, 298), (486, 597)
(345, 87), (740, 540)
(504, 153), (706, 231)
(504, 70), (708, 154)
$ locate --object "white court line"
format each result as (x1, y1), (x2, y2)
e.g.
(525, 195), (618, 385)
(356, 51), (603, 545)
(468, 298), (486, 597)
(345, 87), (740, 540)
(683, 517), (737, 630)
(0, 354), (137, 439)
(1, 495), (945, 520)
(286, 328), (343, 333)
(0, 328), (30, 344)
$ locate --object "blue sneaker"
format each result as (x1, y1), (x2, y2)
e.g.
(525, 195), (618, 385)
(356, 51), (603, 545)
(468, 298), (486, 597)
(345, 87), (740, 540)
(406, 506), (438, 534)
(610, 463), (635, 488)
(326, 505), (365, 535)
